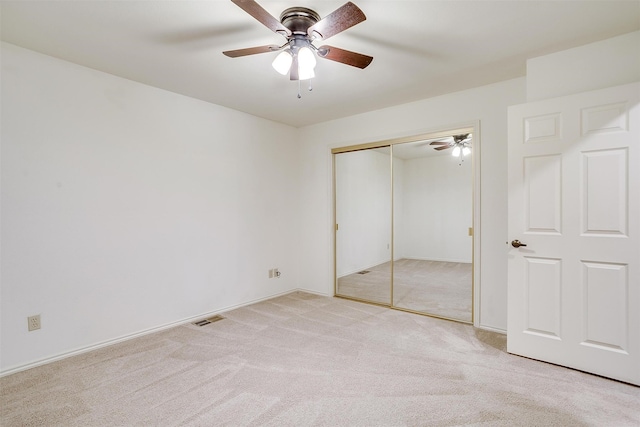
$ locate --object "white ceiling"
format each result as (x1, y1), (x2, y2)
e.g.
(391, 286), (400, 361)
(2, 1), (639, 127)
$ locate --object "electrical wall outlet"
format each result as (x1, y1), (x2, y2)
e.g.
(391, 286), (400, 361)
(28, 315), (41, 331)
(269, 268), (281, 279)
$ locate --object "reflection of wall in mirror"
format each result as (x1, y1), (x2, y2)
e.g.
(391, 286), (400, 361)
(335, 150), (391, 277)
(398, 154), (472, 263)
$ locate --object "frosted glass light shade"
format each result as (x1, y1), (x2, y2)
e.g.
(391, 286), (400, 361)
(298, 46), (316, 68)
(452, 146), (461, 157)
(298, 46), (316, 80)
(299, 67), (315, 80)
(272, 51), (292, 75)
(462, 146), (471, 156)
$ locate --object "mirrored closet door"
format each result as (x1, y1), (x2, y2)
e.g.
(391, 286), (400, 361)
(335, 148), (392, 304)
(333, 131), (474, 323)
(391, 138), (473, 322)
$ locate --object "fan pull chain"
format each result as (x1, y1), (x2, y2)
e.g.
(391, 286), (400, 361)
(296, 79), (313, 99)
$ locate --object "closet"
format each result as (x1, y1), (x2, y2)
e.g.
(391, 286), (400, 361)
(333, 129), (476, 323)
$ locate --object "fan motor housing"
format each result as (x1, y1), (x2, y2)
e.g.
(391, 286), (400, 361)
(280, 7), (320, 35)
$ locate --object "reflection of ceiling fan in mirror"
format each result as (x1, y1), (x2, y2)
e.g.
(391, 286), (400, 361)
(430, 134), (472, 153)
(430, 133), (472, 161)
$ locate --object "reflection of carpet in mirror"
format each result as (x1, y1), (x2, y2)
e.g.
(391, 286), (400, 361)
(337, 259), (472, 322)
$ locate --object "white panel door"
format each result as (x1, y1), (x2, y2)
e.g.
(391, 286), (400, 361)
(507, 82), (639, 385)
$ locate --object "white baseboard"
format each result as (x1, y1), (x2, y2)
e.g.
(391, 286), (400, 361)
(475, 324), (507, 334)
(402, 256), (473, 264)
(0, 288), (316, 378)
(294, 287), (332, 297)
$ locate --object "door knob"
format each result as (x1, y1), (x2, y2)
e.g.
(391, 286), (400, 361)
(511, 240), (527, 248)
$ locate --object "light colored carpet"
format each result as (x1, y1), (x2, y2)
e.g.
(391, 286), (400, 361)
(1, 292), (638, 426)
(337, 259), (472, 321)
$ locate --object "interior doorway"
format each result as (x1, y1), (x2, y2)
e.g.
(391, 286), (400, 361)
(333, 126), (479, 323)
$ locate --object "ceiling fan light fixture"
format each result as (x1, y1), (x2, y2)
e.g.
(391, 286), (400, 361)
(299, 66), (316, 80)
(272, 50), (293, 75)
(225, 1), (372, 95)
(297, 46), (317, 80)
(298, 46), (316, 68)
(452, 146), (461, 157)
(462, 146), (471, 156)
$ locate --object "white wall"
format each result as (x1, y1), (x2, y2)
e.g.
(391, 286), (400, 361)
(297, 78), (527, 331)
(1, 43), (300, 373)
(335, 149), (391, 277)
(398, 154), (472, 263)
(527, 31), (640, 101)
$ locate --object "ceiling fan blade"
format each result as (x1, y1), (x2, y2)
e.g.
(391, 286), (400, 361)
(434, 145), (451, 151)
(231, 0), (291, 37)
(307, 2), (366, 41)
(223, 45), (280, 57)
(317, 45), (373, 69)
(429, 141), (449, 146)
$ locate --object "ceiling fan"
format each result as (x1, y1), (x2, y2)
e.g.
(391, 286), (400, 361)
(223, 0), (373, 85)
(430, 134), (473, 157)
